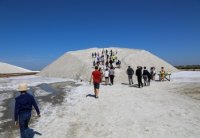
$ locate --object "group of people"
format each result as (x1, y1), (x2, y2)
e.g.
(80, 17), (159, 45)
(13, 49), (167, 138)
(91, 49), (121, 86)
(90, 49), (122, 98)
(126, 66), (166, 88)
(92, 49), (121, 69)
(126, 66), (151, 88)
(90, 65), (116, 98)
(90, 63), (167, 99)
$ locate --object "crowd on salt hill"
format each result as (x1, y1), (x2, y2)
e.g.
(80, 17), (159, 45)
(91, 49), (121, 85)
(91, 49), (167, 87)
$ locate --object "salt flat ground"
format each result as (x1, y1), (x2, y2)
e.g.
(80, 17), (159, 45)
(0, 71), (200, 138)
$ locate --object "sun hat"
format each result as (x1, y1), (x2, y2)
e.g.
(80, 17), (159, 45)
(17, 83), (30, 92)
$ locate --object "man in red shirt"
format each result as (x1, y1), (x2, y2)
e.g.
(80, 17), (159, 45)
(90, 66), (102, 98)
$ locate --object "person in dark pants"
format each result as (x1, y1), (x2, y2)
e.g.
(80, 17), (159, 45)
(147, 72), (151, 86)
(136, 66), (143, 88)
(90, 66), (102, 98)
(109, 58), (113, 67)
(15, 83), (41, 138)
(109, 66), (115, 85)
(143, 67), (151, 86)
(126, 66), (134, 85)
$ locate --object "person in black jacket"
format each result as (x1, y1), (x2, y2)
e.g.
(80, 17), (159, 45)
(126, 66), (134, 85)
(136, 66), (143, 88)
(143, 67), (151, 86)
(109, 58), (113, 67)
(15, 83), (41, 138)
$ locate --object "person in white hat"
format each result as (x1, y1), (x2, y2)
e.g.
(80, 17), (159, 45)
(14, 83), (41, 138)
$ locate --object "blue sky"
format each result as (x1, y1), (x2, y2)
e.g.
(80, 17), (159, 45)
(0, 0), (200, 70)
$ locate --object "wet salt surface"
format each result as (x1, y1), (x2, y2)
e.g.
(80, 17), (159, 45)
(0, 75), (69, 91)
(171, 71), (200, 101)
(0, 81), (80, 138)
(171, 82), (200, 101)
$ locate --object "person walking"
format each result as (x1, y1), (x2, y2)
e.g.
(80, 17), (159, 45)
(99, 67), (103, 82)
(105, 60), (109, 68)
(109, 58), (113, 67)
(109, 66), (115, 85)
(126, 66), (134, 85)
(102, 48), (104, 55)
(14, 83), (41, 138)
(150, 67), (156, 80)
(101, 55), (105, 65)
(147, 71), (151, 86)
(136, 66), (143, 88)
(143, 67), (151, 86)
(104, 68), (110, 85)
(90, 66), (102, 98)
(110, 49), (113, 56)
(93, 60), (96, 67)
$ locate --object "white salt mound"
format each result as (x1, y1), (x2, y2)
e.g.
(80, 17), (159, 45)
(0, 62), (31, 74)
(38, 47), (178, 83)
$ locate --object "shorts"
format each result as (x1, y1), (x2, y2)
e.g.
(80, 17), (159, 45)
(93, 83), (100, 89)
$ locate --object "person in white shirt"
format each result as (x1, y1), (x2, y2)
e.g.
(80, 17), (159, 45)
(104, 68), (110, 85)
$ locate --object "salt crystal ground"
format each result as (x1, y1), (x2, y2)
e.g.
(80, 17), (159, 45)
(0, 71), (200, 138)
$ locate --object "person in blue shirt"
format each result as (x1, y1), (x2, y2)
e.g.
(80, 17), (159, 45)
(14, 83), (41, 138)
